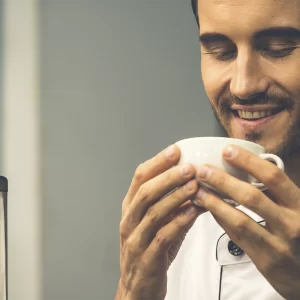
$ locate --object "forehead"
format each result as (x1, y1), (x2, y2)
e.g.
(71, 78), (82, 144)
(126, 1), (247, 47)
(198, 0), (300, 37)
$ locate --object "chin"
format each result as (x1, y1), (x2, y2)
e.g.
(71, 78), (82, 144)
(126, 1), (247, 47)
(217, 109), (300, 157)
(232, 130), (299, 157)
(226, 128), (286, 155)
(256, 139), (284, 155)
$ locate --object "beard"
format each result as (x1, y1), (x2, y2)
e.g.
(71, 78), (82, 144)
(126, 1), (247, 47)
(209, 91), (300, 159)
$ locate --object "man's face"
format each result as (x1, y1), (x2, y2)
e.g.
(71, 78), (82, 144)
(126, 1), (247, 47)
(198, 0), (300, 157)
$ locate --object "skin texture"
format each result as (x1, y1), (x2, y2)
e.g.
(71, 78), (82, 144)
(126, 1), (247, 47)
(194, 1), (300, 298)
(199, 0), (300, 160)
(195, 145), (300, 299)
(116, 146), (206, 300)
(116, 1), (300, 299)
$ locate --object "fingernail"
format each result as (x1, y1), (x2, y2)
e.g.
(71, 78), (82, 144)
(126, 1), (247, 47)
(184, 180), (195, 191)
(198, 165), (212, 179)
(181, 164), (190, 176)
(186, 206), (198, 216)
(195, 188), (206, 205)
(223, 145), (237, 158)
(165, 145), (175, 158)
(196, 188), (206, 199)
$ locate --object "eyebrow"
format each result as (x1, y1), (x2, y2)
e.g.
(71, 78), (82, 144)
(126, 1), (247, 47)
(199, 26), (300, 44)
(199, 33), (230, 44)
(254, 27), (300, 39)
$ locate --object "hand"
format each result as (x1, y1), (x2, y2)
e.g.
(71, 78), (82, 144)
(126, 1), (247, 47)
(116, 145), (205, 300)
(193, 145), (300, 300)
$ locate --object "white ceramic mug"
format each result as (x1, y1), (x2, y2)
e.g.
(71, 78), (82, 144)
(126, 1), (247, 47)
(175, 137), (284, 205)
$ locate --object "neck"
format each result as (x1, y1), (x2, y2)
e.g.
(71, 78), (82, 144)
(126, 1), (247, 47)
(282, 152), (300, 188)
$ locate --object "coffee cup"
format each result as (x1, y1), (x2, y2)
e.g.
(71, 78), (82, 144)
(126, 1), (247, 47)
(175, 137), (284, 205)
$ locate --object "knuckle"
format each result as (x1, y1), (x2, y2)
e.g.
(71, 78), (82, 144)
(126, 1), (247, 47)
(242, 153), (252, 168)
(170, 184), (194, 205)
(288, 225), (300, 244)
(173, 214), (188, 229)
(119, 219), (130, 239)
(136, 184), (150, 203)
(267, 245), (291, 275)
(278, 212), (300, 243)
(124, 236), (138, 254)
(262, 239), (292, 275)
(163, 169), (174, 186)
(233, 217), (251, 240)
(276, 243), (292, 260)
(259, 240), (292, 276)
(263, 167), (285, 186)
(277, 210), (291, 230)
(145, 206), (159, 223)
(242, 188), (261, 208)
(171, 189), (184, 203)
(134, 164), (145, 184)
(154, 231), (169, 247)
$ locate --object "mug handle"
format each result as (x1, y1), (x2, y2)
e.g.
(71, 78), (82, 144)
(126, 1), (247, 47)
(250, 153), (285, 191)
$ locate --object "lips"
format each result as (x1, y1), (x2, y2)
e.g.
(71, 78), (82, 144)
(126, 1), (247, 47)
(231, 105), (285, 121)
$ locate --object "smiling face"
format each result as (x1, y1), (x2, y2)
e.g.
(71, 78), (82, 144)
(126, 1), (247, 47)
(198, 0), (300, 157)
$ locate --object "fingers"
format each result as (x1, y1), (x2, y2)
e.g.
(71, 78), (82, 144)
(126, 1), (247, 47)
(195, 162), (300, 255)
(121, 164), (197, 239)
(195, 165), (281, 225)
(129, 179), (204, 248)
(145, 203), (204, 260)
(193, 189), (278, 260)
(122, 144), (181, 216)
(222, 145), (300, 208)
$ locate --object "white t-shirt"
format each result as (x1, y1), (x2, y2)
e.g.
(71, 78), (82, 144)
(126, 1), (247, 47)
(166, 205), (285, 300)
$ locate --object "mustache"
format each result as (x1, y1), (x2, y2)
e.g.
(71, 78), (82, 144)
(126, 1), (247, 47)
(222, 92), (292, 108)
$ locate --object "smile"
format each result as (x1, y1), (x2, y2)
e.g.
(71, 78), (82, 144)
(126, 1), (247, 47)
(233, 107), (284, 120)
(230, 105), (286, 128)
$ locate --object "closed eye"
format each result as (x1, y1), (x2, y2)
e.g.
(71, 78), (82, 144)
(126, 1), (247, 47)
(203, 48), (237, 61)
(262, 46), (297, 58)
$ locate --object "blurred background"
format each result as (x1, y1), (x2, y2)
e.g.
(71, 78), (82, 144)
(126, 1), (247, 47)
(1, 0), (220, 299)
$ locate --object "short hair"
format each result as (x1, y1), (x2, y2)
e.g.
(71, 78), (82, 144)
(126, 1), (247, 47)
(191, 0), (199, 26)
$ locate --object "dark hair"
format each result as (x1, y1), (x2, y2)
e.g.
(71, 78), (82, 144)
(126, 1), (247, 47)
(191, 0), (199, 26)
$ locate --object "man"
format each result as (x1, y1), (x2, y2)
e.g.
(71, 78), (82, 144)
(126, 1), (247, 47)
(115, 0), (300, 299)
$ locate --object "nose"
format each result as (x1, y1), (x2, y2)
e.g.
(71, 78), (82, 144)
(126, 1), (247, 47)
(230, 50), (270, 100)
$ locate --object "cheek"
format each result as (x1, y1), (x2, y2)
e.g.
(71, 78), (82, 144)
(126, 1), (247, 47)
(201, 61), (218, 101)
(275, 71), (300, 115)
(282, 75), (300, 100)
(265, 57), (300, 95)
(201, 59), (231, 106)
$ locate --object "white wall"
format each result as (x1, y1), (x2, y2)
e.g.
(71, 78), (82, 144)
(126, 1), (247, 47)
(2, 1), (41, 299)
